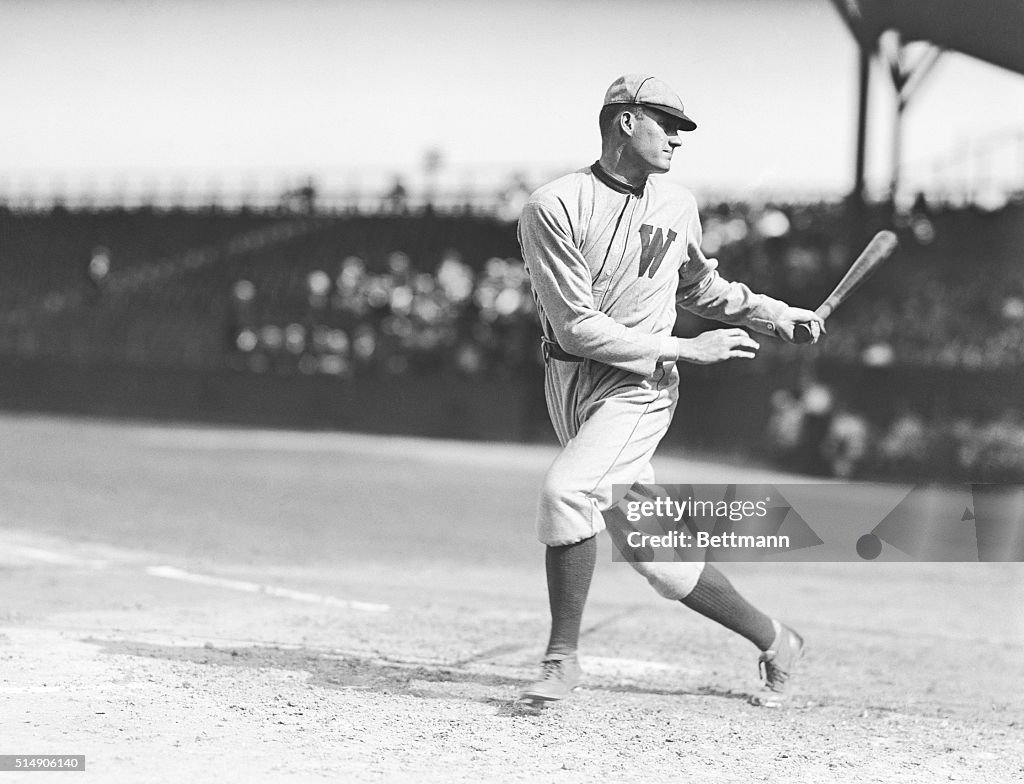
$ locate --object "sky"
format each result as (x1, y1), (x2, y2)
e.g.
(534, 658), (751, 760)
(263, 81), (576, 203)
(2, 0), (1023, 201)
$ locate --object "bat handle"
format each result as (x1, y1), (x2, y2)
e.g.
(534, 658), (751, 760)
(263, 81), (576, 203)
(790, 304), (830, 344)
(791, 322), (817, 344)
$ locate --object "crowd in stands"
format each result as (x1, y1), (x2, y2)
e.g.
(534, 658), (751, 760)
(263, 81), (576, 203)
(765, 376), (1024, 481)
(213, 197), (1024, 480)
(694, 198), (1024, 372)
(2, 195), (1023, 480)
(226, 249), (540, 380)
(0, 207), (280, 363)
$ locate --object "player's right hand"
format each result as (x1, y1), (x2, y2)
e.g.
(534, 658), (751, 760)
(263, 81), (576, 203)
(676, 329), (759, 364)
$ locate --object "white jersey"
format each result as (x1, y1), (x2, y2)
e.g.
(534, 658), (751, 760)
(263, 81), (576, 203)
(518, 162), (787, 377)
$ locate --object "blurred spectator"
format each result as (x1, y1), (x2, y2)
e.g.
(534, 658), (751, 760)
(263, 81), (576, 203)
(280, 178), (317, 213)
(796, 379), (834, 475)
(85, 245), (111, 302)
(765, 387), (802, 448)
(307, 270), (331, 310)
(384, 178), (409, 214)
(822, 406), (870, 478)
(878, 408), (931, 475)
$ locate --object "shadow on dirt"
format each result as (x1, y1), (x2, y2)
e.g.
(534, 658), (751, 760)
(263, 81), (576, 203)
(90, 637), (761, 708)
(90, 637), (520, 696)
(486, 682), (758, 716)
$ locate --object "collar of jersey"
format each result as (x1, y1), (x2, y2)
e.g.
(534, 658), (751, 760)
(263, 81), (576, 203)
(591, 161), (646, 197)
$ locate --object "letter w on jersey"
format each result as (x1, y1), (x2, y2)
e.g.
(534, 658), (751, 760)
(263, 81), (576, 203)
(637, 225), (678, 278)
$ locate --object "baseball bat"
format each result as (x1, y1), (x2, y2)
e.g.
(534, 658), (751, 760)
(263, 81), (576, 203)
(791, 230), (899, 344)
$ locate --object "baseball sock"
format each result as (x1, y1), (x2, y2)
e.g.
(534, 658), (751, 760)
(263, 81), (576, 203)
(544, 535), (598, 658)
(680, 564), (776, 651)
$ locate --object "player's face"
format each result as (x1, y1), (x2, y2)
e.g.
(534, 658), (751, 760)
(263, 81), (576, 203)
(628, 108), (685, 174)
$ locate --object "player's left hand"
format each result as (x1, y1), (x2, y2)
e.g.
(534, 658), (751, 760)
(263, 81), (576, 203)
(775, 307), (825, 344)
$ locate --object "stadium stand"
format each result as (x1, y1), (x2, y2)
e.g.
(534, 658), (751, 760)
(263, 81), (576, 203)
(1, 197), (1022, 479)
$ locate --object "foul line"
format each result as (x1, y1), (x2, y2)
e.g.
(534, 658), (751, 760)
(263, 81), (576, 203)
(145, 565), (389, 613)
(5, 544), (108, 570)
(2, 535), (387, 613)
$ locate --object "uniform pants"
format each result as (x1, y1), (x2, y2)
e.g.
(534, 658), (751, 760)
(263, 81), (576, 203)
(537, 357), (705, 599)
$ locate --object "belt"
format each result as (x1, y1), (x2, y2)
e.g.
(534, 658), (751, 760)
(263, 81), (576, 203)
(541, 337), (583, 363)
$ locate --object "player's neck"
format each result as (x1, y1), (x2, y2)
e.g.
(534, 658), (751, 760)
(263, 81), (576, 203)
(597, 151), (652, 191)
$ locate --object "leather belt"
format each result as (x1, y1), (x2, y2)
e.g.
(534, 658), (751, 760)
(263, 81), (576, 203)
(541, 337), (583, 363)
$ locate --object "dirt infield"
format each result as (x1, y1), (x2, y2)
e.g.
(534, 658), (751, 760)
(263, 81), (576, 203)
(1, 415), (1022, 783)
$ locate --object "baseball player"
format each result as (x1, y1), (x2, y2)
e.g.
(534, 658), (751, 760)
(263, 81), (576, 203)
(517, 74), (823, 704)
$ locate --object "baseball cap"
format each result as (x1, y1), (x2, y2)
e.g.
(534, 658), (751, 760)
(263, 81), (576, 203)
(602, 74), (697, 131)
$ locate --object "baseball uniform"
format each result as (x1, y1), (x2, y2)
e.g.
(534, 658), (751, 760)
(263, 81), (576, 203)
(519, 161), (788, 551)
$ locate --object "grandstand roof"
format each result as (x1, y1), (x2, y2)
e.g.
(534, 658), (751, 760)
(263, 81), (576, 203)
(832, 0), (1024, 75)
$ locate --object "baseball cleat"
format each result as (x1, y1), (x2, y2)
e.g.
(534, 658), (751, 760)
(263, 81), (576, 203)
(753, 620), (805, 706)
(519, 654), (583, 702)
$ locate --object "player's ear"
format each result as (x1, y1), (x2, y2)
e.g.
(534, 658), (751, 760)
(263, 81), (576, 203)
(619, 110), (637, 137)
